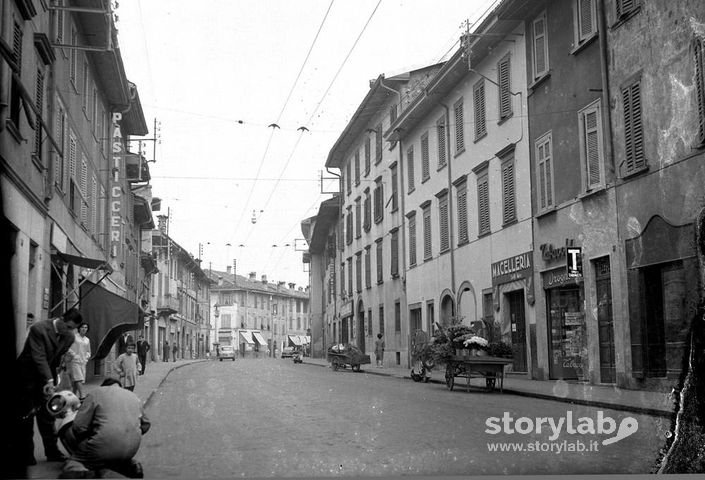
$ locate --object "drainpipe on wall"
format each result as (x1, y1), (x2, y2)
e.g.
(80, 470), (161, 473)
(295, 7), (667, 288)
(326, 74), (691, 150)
(597, 0), (615, 178)
(439, 100), (457, 299)
(326, 166), (340, 345)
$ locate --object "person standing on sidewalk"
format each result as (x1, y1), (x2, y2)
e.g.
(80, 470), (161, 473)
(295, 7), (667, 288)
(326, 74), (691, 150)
(136, 335), (150, 375)
(374, 333), (385, 368)
(114, 343), (141, 392)
(65, 322), (91, 399)
(12, 308), (83, 465)
(172, 342), (178, 362)
(163, 340), (169, 362)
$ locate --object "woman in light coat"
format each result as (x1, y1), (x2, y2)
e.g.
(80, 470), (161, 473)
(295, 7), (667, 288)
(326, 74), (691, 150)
(66, 323), (91, 399)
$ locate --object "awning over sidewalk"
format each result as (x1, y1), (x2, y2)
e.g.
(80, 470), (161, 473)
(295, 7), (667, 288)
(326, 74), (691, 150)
(80, 280), (144, 360)
(52, 251), (113, 272)
(288, 335), (302, 346)
(252, 331), (268, 347)
(239, 331), (255, 344)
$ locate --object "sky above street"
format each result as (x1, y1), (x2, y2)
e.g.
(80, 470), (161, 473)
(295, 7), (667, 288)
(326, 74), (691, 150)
(115, 0), (498, 288)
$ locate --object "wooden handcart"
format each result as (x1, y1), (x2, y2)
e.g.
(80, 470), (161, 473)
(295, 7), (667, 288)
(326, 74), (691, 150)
(327, 344), (371, 372)
(444, 355), (513, 392)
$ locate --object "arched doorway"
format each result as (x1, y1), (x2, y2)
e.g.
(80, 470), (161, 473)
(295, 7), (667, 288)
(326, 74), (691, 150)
(458, 282), (485, 337)
(440, 292), (455, 327)
(357, 299), (366, 353)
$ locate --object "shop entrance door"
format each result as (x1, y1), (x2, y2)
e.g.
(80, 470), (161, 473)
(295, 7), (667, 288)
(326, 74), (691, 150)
(547, 287), (584, 379)
(595, 258), (616, 383)
(341, 317), (349, 344)
(507, 290), (527, 372)
(357, 304), (366, 353)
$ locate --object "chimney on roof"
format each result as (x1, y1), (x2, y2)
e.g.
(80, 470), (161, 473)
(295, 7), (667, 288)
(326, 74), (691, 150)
(261, 274), (267, 283)
(217, 276), (223, 286)
(157, 215), (168, 233)
(226, 266), (232, 274)
(298, 287), (303, 292)
(288, 282), (296, 290)
(249, 272), (256, 280)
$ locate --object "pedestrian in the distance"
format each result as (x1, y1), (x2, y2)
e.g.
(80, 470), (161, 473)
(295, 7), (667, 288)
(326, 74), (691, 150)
(114, 343), (141, 391)
(172, 342), (178, 362)
(163, 340), (169, 362)
(374, 333), (385, 368)
(65, 322), (91, 399)
(136, 335), (150, 375)
(12, 308), (83, 466)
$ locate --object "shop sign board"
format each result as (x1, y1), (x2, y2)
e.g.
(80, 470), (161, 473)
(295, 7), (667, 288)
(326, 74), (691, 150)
(491, 251), (533, 285)
(542, 267), (582, 289)
(340, 300), (353, 318)
(567, 246), (583, 278)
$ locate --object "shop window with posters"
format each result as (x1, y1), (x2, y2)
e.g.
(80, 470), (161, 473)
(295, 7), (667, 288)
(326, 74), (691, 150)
(547, 286), (586, 380)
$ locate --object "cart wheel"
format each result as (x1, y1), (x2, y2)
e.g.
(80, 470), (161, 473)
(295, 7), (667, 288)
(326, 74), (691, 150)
(486, 377), (496, 391)
(332, 359), (339, 371)
(445, 365), (455, 391)
(352, 364), (361, 372)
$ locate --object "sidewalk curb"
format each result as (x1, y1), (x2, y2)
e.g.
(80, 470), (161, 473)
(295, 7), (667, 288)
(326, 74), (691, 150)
(302, 360), (673, 419)
(143, 360), (208, 410)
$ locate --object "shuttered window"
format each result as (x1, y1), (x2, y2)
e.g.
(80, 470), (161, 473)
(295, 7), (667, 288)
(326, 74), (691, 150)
(347, 258), (353, 296)
(354, 150), (360, 185)
(55, 1), (64, 43)
(577, 0), (596, 42)
(390, 229), (399, 277)
(356, 253), (362, 293)
(616, 0), (640, 20)
(13, 21), (23, 73)
(70, 28), (77, 85)
(375, 123), (383, 164)
(364, 137), (371, 176)
(69, 133), (77, 180)
(376, 239), (383, 284)
(390, 164), (398, 211)
(407, 146), (415, 192)
(365, 246), (371, 288)
(498, 54), (512, 120)
(99, 185), (106, 249)
(346, 162), (352, 194)
(579, 101), (603, 189)
(34, 70), (44, 158)
(421, 133), (430, 181)
(456, 181), (469, 245)
(355, 198), (361, 238)
(340, 262), (346, 298)
(408, 213), (417, 266)
(622, 80), (646, 175)
(694, 37), (705, 145)
(473, 80), (486, 140)
(373, 177), (384, 223)
(536, 133), (554, 211)
(501, 157), (516, 225)
(477, 172), (490, 236)
(439, 193), (450, 252)
(454, 98), (465, 152)
(80, 157), (88, 224)
(55, 101), (66, 189)
(346, 207), (353, 244)
(91, 177), (98, 233)
(422, 204), (432, 260)
(363, 189), (371, 232)
(532, 13), (549, 79)
(437, 117), (447, 168)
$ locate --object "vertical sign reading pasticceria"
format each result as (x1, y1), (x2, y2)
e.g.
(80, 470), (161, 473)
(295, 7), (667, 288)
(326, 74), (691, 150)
(110, 112), (124, 269)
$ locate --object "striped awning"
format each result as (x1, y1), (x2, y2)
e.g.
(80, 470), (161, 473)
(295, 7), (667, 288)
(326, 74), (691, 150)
(239, 331), (254, 344)
(252, 331), (268, 347)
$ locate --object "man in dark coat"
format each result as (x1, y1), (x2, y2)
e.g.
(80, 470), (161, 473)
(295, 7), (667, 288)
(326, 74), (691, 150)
(117, 332), (135, 355)
(13, 308), (83, 466)
(163, 340), (169, 362)
(136, 335), (150, 375)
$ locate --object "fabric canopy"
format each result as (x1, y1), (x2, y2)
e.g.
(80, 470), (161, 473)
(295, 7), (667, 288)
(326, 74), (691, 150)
(288, 335), (302, 346)
(239, 331), (255, 344)
(252, 331), (268, 347)
(80, 280), (143, 360)
(52, 251), (113, 272)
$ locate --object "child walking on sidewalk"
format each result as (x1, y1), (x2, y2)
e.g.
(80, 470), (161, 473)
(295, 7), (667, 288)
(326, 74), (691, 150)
(114, 343), (141, 391)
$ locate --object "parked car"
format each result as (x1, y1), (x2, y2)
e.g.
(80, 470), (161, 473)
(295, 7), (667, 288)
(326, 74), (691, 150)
(219, 346), (236, 361)
(280, 346), (295, 358)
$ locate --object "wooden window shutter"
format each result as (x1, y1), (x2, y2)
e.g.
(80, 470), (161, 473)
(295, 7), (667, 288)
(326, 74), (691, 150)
(454, 99), (465, 152)
(622, 81), (645, 174)
(437, 118), (447, 167)
(423, 208), (432, 259)
(356, 254), (362, 292)
(407, 147), (415, 191)
(34, 70), (44, 155)
(365, 248), (371, 288)
(69, 135), (76, 179)
(584, 109), (601, 187)
(579, 0), (594, 39)
(354, 150), (360, 184)
(617, 0), (638, 19)
(439, 196), (449, 252)
(13, 22), (23, 74)
(376, 241), (383, 282)
(457, 185), (468, 244)
(478, 176), (490, 235)
(498, 56), (512, 119)
(409, 215), (416, 265)
(391, 230), (399, 276)
(474, 81), (486, 139)
(364, 137), (371, 174)
(375, 123), (383, 163)
(502, 160), (516, 224)
(421, 134), (430, 180)
(694, 38), (705, 144)
(91, 177), (98, 232)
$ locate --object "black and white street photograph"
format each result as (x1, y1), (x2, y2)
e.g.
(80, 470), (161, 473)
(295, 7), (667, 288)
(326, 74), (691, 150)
(2, 0), (705, 478)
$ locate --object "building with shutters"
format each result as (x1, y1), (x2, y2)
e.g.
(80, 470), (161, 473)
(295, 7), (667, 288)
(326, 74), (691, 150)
(207, 268), (310, 357)
(387, 4), (533, 375)
(1, 0), (157, 372)
(605, 0), (705, 390)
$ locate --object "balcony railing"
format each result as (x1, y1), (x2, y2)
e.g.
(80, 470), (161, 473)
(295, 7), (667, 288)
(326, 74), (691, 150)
(156, 293), (179, 313)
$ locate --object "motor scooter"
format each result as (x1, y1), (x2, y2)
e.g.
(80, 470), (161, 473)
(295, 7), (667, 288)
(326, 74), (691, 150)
(292, 347), (303, 364)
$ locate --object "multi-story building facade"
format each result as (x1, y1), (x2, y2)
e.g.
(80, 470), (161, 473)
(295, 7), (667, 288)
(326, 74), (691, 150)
(208, 268), (310, 357)
(301, 195), (339, 358)
(151, 219), (211, 362)
(387, 6), (532, 375)
(2, 0), (156, 376)
(324, 67), (445, 367)
(606, 0), (705, 390)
